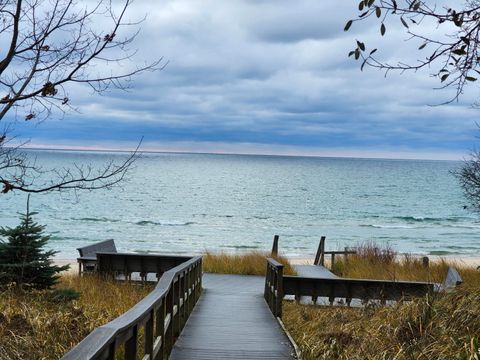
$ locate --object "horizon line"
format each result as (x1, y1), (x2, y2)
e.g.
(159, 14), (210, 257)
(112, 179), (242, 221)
(19, 145), (463, 162)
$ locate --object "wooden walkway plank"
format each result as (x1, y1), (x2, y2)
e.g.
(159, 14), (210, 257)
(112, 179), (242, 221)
(294, 264), (339, 279)
(170, 273), (296, 359)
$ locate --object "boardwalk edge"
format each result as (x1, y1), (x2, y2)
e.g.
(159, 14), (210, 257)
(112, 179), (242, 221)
(276, 316), (302, 359)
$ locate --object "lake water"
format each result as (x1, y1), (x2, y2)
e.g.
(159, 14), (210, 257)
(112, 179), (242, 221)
(1, 150), (479, 259)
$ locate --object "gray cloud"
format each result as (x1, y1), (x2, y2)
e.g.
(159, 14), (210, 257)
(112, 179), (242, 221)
(18, 0), (480, 159)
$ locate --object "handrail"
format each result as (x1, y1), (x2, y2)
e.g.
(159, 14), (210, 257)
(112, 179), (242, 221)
(96, 252), (193, 281)
(62, 255), (202, 360)
(265, 258), (437, 318)
(283, 275), (434, 307)
(264, 258), (284, 317)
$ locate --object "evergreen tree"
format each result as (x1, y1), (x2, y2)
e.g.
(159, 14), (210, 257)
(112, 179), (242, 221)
(0, 199), (69, 289)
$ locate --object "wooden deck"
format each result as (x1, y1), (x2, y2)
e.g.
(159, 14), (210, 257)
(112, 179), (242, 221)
(170, 273), (296, 359)
(294, 264), (339, 279)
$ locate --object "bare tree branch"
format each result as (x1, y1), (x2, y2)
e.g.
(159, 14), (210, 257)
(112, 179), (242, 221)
(0, 0), (164, 194)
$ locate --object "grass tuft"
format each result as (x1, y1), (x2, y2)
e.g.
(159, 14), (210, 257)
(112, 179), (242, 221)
(202, 250), (297, 275)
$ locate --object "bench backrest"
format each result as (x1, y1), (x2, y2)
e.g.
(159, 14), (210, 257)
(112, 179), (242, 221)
(77, 239), (116, 258)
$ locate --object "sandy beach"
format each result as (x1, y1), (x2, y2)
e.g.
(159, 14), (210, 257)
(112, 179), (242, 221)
(286, 254), (480, 266)
(55, 254), (480, 269)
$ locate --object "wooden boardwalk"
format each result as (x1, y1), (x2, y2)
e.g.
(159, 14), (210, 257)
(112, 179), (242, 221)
(170, 273), (296, 359)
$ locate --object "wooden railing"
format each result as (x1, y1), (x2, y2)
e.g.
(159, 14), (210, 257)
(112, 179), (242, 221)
(264, 258), (284, 317)
(265, 258), (436, 318)
(283, 275), (434, 307)
(314, 236), (356, 268)
(96, 252), (193, 281)
(61, 255), (202, 360)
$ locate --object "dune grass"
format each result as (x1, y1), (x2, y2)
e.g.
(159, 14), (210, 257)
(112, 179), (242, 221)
(331, 242), (480, 287)
(0, 274), (153, 359)
(202, 250), (297, 275)
(283, 286), (480, 360)
(282, 243), (480, 360)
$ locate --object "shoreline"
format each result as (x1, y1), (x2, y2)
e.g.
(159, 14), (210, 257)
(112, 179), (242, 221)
(286, 254), (480, 267)
(55, 253), (480, 269)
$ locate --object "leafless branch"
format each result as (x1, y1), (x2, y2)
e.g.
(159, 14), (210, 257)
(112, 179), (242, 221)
(0, 0), (163, 194)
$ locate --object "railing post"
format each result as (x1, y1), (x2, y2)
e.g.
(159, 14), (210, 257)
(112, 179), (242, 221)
(186, 268), (192, 314)
(181, 271), (187, 330)
(265, 259), (284, 318)
(422, 256), (429, 268)
(145, 310), (154, 358)
(173, 277), (180, 338)
(271, 234), (279, 256)
(156, 299), (165, 360)
(165, 287), (174, 355)
(264, 263), (270, 303)
(344, 247), (350, 264)
(272, 269), (277, 314)
(276, 264), (284, 318)
(314, 236), (326, 266)
(124, 325), (138, 360)
(197, 259), (202, 300)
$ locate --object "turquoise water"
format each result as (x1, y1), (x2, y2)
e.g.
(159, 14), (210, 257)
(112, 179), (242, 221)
(1, 150), (479, 259)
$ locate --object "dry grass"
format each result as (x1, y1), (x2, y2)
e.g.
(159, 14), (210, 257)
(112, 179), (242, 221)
(283, 243), (480, 359)
(202, 250), (297, 275)
(332, 242), (480, 287)
(0, 274), (153, 360)
(283, 288), (480, 360)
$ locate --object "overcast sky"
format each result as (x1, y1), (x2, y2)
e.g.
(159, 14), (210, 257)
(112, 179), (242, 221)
(13, 0), (480, 159)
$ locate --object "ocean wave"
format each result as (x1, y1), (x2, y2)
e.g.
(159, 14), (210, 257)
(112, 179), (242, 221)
(250, 215), (270, 220)
(428, 250), (462, 255)
(135, 220), (195, 227)
(445, 245), (480, 250)
(76, 217), (120, 223)
(442, 224), (480, 229)
(360, 215), (480, 230)
(392, 216), (471, 223)
(360, 224), (415, 229)
(221, 245), (260, 249)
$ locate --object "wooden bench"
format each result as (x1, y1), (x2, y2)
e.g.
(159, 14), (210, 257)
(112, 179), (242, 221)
(77, 239), (117, 275)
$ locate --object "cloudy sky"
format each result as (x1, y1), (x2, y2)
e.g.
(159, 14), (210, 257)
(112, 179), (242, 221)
(12, 0), (480, 159)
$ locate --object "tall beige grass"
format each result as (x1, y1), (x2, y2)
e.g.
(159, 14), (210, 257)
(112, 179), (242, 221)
(0, 274), (153, 359)
(332, 242), (479, 287)
(202, 250), (297, 275)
